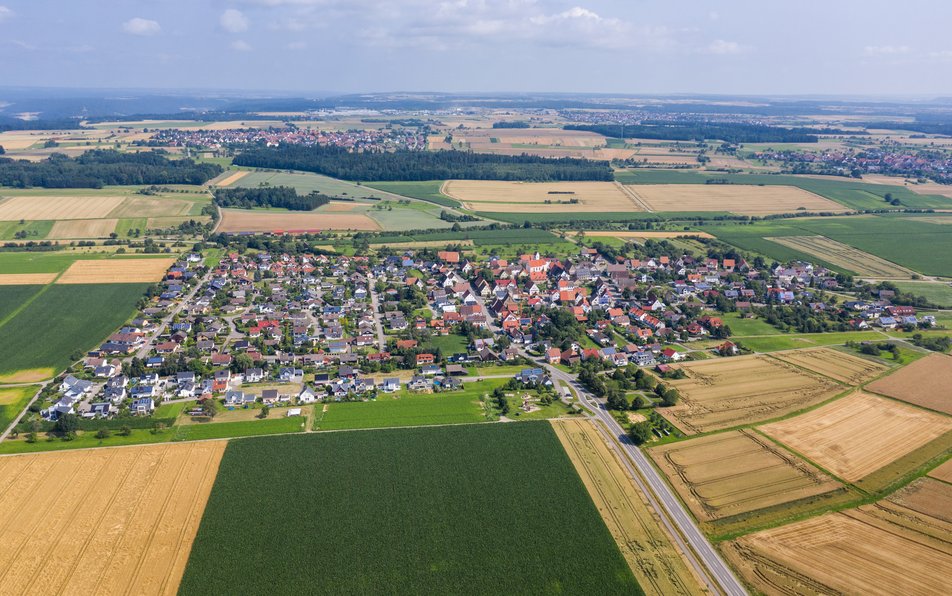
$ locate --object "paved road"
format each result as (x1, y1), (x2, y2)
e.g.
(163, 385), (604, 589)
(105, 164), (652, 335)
(367, 277), (387, 351)
(541, 361), (747, 596)
(135, 269), (213, 359)
(0, 381), (50, 442)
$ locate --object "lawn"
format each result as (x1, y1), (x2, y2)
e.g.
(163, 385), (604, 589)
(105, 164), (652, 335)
(178, 423), (640, 595)
(315, 387), (489, 431)
(735, 330), (886, 352)
(0, 283), (148, 377)
(722, 312), (784, 336)
(890, 282), (952, 307)
(423, 333), (469, 354)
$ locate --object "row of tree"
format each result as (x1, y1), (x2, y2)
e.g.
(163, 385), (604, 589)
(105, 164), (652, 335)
(0, 149), (222, 188)
(213, 186), (331, 211)
(232, 144), (613, 182)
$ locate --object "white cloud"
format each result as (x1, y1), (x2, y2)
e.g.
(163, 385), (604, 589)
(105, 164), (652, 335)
(863, 45), (910, 57)
(122, 17), (161, 36)
(0, 6), (13, 23)
(230, 39), (253, 51)
(704, 39), (747, 55)
(221, 9), (250, 33)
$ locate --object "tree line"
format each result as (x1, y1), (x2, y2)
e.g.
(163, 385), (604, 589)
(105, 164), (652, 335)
(0, 150), (222, 188)
(213, 186), (331, 211)
(232, 144), (613, 182)
(564, 123), (856, 144)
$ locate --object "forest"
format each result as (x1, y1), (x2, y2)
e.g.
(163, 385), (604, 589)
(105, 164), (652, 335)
(564, 122), (851, 143)
(213, 186), (331, 211)
(232, 144), (613, 182)
(0, 150), (222, 188)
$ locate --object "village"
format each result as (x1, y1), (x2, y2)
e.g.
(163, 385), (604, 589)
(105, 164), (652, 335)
(24, 235), (938, 431)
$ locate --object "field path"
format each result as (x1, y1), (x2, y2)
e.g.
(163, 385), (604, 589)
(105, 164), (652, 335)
(616, 182), (653, 212)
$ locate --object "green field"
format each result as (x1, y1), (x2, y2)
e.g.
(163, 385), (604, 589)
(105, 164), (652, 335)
(0, 220), (53, 240)
(0, 252), (107, 274)
(363, 180), (462, 208)
(614, 169), (952, 211)
(890, 282), (952, 306)
(179, 423), (640, 595)
(476, 210), (726, 224)
(227, 169), (389, 200)
(703, 215), (952, 277)
(0, 385), (36, 432)
(0, 283), (148, 376)
(315, 386), (492, 431)
(171, 416), (305, 441)
(355, 227), (561, 247)
(0, 285), (44, 324)
(366, 201), (482, 231)
(721, 312), (785, 336)
(735, 330), (886, 352)
(422, 333), (469, 354)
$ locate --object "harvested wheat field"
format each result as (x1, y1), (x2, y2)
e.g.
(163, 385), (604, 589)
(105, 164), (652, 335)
(552, 419), (704, 596)
(217, 209), (381, 232)
(770, 347), (888, 385)
(108, 197), (194, 218)
(626, 184), (845, 215)
(0, 368), (56, 384)
(866, 353), (952, 415)
(0, 273), (57, 285)
(760, 392), (952, 482)
(768, 235), (915, 278)
(213, 170), (248, 187)
(0, 195), (124, 221)
(47, 218), (118, 239)
(0, 441), (226, 596)
(724, 487), (952, 596)
(928, 458), (952, 483)
(649, 430), (844, 526)
(659, 355), (842, 434)
(441, 180), (642, 213)
(321, 202), (362, 212)
(56, 258), (174, 284)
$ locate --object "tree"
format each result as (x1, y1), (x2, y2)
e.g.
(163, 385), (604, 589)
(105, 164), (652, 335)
(258, 405), (270, 419)
(54, 413), (79, 436)
(629, 421), (653, 445)
(95, 428), (111, 439)
(118, 425), (132, 436)
(605, 389), (630, 411)
(201, 398), (219, 418)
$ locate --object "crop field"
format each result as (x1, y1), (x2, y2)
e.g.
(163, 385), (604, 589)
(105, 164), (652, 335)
(760, 392), (952, 483)
(770, 347), (888, 385)
(628, 184), (845, 215)
(56, 258), (174, 284)
(767, 235), (915, 278)
(0, 274), (57, 286)
(649, 430), (845, 531)
(47, 218), (118, 239)
(0, 441), (225, 595)
(890, 281), (952, 307)
(217, 208), (381, 232)
(0, 283), (148, 381)
(210, 170), (248, 186)
(0, 195), (124, 220)
(441, 180), (641, 212)
(724, 480), (952, 595)
(314, 388), (488, 430)
(659, 355), (842, 434)
(572, 230), (715, 239)
(552, 419), (704, 595)
(929, 458), (952, 483)
(362, 180), (462, 208)
(866, 353), (952, 415)
(0, 285), (43, 323)
(179, 423), (640, 594)
(107, 196), (195, 218)
(222, 169), (391, 200)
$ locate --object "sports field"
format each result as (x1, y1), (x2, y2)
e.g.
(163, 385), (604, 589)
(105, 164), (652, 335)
(725, 479), (952, 595)
(660, 354), (842, 434)
(760, 392), (952, 482)
(442, 180), (640, 212)
(552, 419), (704, 595)
(217, 209), (381, 232)
(628, 184), (845, 215)
(649, 430), (845, 528)
(767, 235), (915, 278)
(179, 423), (641, 594)
(866, 353), (952, 414)
(55, 258), (174, 284)
(0, 442), (225, 595)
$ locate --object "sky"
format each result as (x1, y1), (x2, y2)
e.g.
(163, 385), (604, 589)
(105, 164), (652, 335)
(1, 0), (952, 97)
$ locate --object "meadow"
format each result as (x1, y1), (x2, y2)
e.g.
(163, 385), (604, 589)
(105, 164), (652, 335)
(179, 423), (641, 595)
(223, 169), (391, 200)
(0, 283), (148, 381)
(314, 387), (489, 430)
(890, 281), (952, 306)
(0, 385), (37, 433)
(363, 180), (462, 208)
(0, 284), (44, 323)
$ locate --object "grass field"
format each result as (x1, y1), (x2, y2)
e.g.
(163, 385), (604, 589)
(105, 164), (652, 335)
(179, 423), (641, 594)
(725, 479), (952, 595)
(890, 281), (952, 306)
(660, 354), (842, 434)
(314, 387), (490, 431)
(0, 283), (148, 379)
(422, 333), (469, 354)
(0, 441), (225, 595)
(223, 169), (390, 200)
(171, 416), (305, 441)
(649, 430), (848, 535)
(760, 392), (952, 484)
(363, 180), (462, 208)
(552, 419), (704, 595)
(720, 312), (783, 336)
(734, 330), (885, 352)
(0, 385), (36, 433)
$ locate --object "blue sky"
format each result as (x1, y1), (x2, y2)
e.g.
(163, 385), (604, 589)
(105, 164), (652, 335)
(1, 0), (951, 96)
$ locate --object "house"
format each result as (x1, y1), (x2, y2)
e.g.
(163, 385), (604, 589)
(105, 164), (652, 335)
(131, 397), (155, 415)
(515, 368), (551, 386)
(408, 375), (432, 391)
(261, 389), (281, 405)
(381, 378), (401, 393)
(416, 353), (436, 366)
(244, 367), (265, 383)
(421, 364), (442, 376)
(661, 348), (684, 362)
(279, 367), (304, 382)
(84, 402), (113, 419)
(298, 386), (319, 404)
